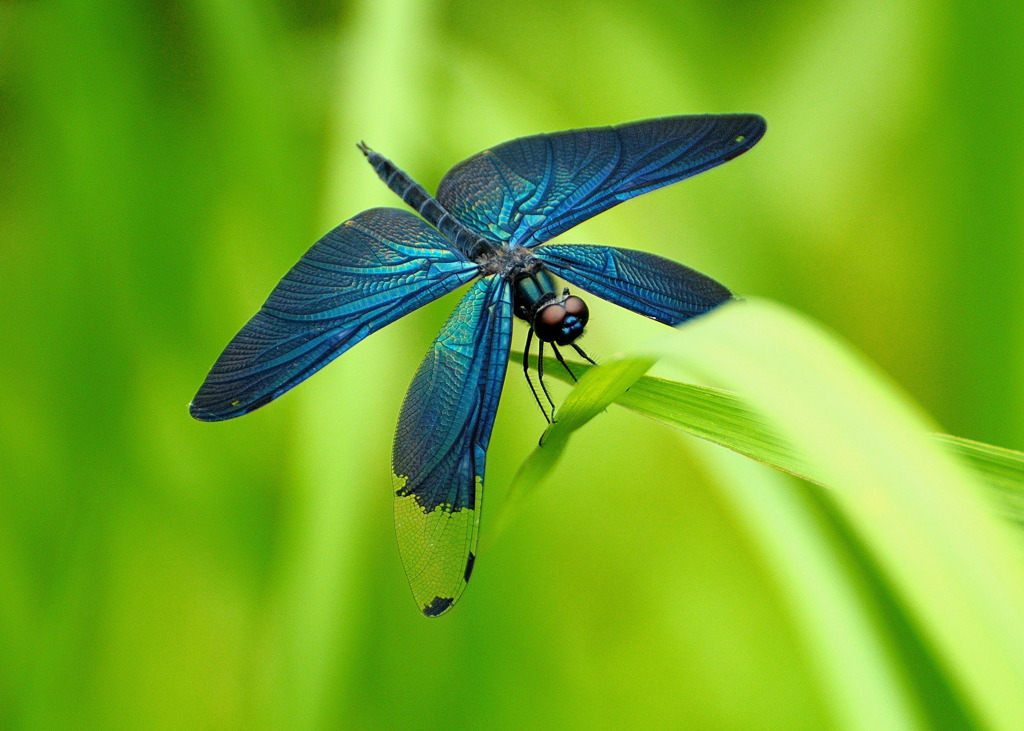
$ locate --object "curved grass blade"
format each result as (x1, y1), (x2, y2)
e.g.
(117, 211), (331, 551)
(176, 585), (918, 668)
(499, 356), (655, 526)
(933, 435), (1024, 528)
(508, 298), (1024, 728)
(510, 357), (1024, 527)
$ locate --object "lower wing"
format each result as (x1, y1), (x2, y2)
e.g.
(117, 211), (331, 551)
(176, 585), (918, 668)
(392, 275), (512, 616)
(533, 243), (732, 325)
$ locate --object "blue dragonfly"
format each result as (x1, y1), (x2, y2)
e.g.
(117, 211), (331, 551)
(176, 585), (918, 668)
(191, 114), (766, 616)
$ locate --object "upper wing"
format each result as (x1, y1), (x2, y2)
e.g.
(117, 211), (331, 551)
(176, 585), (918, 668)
(190, 208), (478, 421)
(392, 276), (512, 616)
(435, 114), (766, 248)
(534, 243), (732, 325)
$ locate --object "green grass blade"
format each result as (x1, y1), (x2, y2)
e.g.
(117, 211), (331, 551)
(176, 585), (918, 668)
(508, 298), (1024, 728)
(511, 360), (1024, 528)
(933, 435), (1024, 528)
(494, 356), (655, 541)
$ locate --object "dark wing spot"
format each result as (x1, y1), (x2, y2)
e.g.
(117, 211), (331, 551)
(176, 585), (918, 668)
(247, 393), (275, 412)
(422, 595), (455, 617)
(464, 552), (476, 583)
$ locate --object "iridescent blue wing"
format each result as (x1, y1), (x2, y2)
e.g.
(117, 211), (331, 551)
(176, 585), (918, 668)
(435, 114), (766, 248)
(392, 276), (512, 616)
(190, 208), (478, 421)
(534, 243), (731, 325)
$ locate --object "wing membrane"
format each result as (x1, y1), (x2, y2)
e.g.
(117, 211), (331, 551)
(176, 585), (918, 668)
(535, 243), (732, 325)
(392, 276), (512, 616)
(190, 208), (478, 421)
(436, 114), (766, 248)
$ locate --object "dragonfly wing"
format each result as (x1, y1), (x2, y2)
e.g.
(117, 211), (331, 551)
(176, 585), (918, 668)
(535, 243), (732, 325)
(435, 114), (766, 248)
(392, 276), (512, 616)
(190, 208), (478, 421)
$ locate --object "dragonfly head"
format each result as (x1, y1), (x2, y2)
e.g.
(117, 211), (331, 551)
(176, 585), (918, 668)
(534, 290), (589, 345)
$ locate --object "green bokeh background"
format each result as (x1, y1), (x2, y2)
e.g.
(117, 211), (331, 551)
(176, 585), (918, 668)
(3, 0), (1023, 727)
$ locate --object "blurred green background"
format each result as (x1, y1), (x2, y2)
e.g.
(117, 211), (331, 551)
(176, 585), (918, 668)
(3, 0), (1023, 727)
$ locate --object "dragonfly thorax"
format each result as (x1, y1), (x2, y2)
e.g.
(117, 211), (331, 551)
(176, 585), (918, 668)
(512, 270), (590, 345)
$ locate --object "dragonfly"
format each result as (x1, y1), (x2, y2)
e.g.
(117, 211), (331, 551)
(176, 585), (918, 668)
(191, 114), (767, 616)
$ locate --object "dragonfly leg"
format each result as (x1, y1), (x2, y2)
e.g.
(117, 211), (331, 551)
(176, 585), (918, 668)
(569, 342), (598, 366)
(551, 343), (580, 383)
(536, 339), (558, 421)
(522, 328), (552, 423)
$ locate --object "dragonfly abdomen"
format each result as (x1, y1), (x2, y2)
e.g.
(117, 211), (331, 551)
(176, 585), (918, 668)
(358, 142), (491, 261)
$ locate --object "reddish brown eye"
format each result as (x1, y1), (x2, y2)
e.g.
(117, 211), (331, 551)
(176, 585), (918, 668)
(539, 304), (566, 328)
(564, 296), (588, 324)
(532, 295), (589, 345)
(534, 304), (567, 343)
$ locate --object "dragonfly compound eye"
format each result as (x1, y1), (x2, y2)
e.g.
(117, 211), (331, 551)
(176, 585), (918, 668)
(534, 295), (589, 345)
(564, 296), (588, 325)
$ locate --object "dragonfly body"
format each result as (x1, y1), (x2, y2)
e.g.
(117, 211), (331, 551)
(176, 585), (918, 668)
(361, 140), (593, 356)
(359, 141), (492, 261)
(192, 114), (766, 615)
